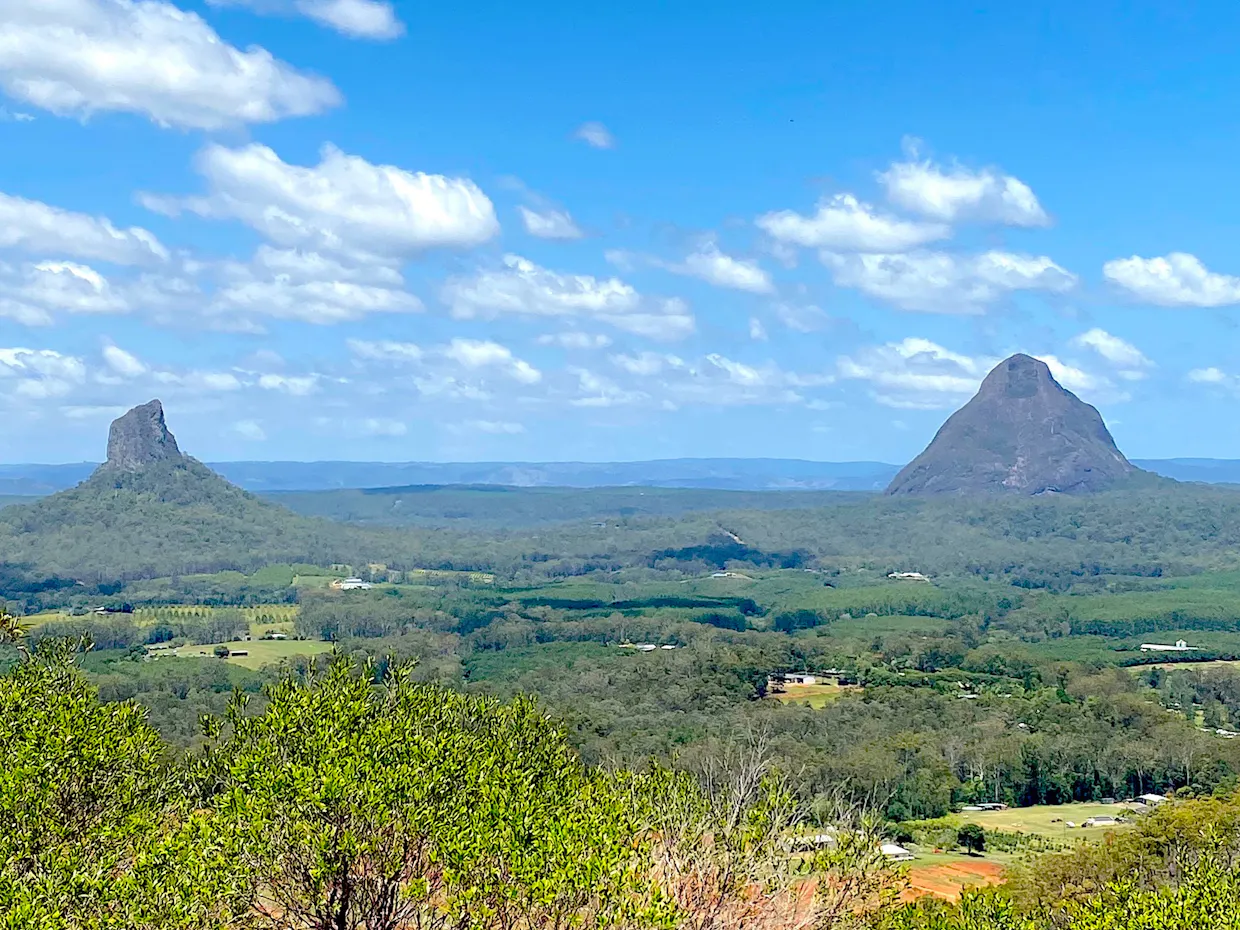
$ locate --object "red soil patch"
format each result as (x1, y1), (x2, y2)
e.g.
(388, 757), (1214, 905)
(903, 858), (1005, 902)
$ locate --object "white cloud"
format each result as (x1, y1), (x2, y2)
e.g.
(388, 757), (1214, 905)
(604, 302), (696, 341)
(441, 338), (542, 384)
(1185, 366), (1240, 395)
(757, 193), (950, 251)
(360, 417), (406, 437)
(518, 206), (583, 240)
(213, 276), (421, 325)
(460, 419), (525, 435)
(208, 0), (403, 39)
(598, 351), (824, 409)
(443, 254), (696, 341)
(1070, 328), (1152, 379)
(611, 351), (685, 377)
(446, 254), (637, 316)
(0, 192), (167, 264)
(248, 246), (404, 286)
(231, 419), (267, 441)
(704, 354), (767, 387)
(822, 250), (1076, 313)
(771, 301), (831, 333)
(574, 121), (615, 149)
(1034, 355), (1101, 393)
(536, 331), (611, 350)
(1188, 366), (1229, 385)
(1103, 253), (1240, 307)
(878, 158), (1048, 226)
(60, 404), (127, 419)
(0, 106), (33, 122)
(24, 261), (127, 312)
(172, 371), (243, 392)
(608, 242), (774, 293)
(346, 339), (423, 362)
(838, 338), (991, 408)
(101, 344), (146, 378)
(568, 368), (647, 408)
(206, 245), (419, 326)
(145, 143), (498, 257)
(257, 373), (318, 395)
(0, 0), (341, 129)
(0, 347), (87, 400)
(673, 241), (774, 294)
(347, 338), (542, 401)
(748, 317), (768, 341)
(0, 261), (127, 324)
(152, 368), (243, 392)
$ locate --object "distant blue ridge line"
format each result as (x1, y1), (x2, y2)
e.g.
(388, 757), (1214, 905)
(0, 458), (1237, 495)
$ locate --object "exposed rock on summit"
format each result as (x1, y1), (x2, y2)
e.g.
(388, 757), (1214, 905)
(100, 400), (184, 472)
(886, 354), (1138, 496)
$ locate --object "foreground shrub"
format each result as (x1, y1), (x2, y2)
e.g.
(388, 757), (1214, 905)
(198, 656), (668, 930)
(0, 643), (899, 930)
(0, 642), (252, 929)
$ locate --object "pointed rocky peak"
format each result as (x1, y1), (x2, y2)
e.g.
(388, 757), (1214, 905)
(886, 354), (1139, 496)
(101, 400), (184, 472)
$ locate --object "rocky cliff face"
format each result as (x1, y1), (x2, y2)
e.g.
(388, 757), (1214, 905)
(100, 400), (184, 472)
(886, 354), (1138, 496)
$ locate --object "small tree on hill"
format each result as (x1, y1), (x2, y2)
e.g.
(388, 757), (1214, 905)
(957, 822), (986, 855)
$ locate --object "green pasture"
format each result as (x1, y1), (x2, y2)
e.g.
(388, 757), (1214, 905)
(165, 638), (334, 669)
(767, 681), (850, 708)
(963, 802), (1139, 837)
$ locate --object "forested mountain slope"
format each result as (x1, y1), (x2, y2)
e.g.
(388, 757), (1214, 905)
(0, 457), (378, 580)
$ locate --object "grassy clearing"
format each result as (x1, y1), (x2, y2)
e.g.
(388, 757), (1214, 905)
(292, 574), (343, 589)
(768, 682), (850, 708)
(405, 568), (496, 584)
(165, 639), (334, 669)
(829, 613), (951, 636)
(961, 802), (1138, 837)
(1142, 658), (1240, 670)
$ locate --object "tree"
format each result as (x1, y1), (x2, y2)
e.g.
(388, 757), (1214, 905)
(199, 655), (664, 930)
(957, 823), (986, 855)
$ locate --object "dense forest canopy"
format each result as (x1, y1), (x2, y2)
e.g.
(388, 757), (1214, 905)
(7, 477), (1240, 586)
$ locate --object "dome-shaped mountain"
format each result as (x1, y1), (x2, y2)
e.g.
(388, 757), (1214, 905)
(886, 353), (1141, 496)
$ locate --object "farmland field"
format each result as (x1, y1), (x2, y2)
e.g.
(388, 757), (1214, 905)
(961, 802), (1139, 837)
(903, 854), (1006, 901)
(898, 802), (1142, 900)
(165, 638), (334, 669)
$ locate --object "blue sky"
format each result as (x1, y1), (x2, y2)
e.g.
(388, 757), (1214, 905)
(2, 0), (1240, 464)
